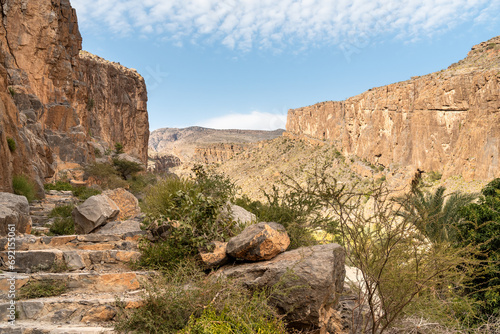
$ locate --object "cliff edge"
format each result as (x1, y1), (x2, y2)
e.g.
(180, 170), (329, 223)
(286, 36), (500, 181)
(0, 0), (149, 194)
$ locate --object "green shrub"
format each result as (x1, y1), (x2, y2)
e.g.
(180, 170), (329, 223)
(112, 157), (143, 180)
(94, 147), (102, 158)
(115, 263), (286, 334)
(49, 217), (75, 235)
(235, 184), (326, 249)
(48, 204), (74, 218)
(114, 142), (124, 154)
(127, 172), (158, 196)
(44, 181), (73, 192)
(18, 280), (67, 299)
(428, 170), (443, 182)
(8, 86), (16, 97)
(84, 162), (127, 190)
(48, 204), (75, 235)
(138, 168), (238, 270)
(12, 175), (37, 202)
(72, 187), (101, 200)
(6, 137), (16, 152)
(454, 178), (500, 321)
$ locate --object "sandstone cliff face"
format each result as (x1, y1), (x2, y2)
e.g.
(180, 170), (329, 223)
(194, 143), (250, 164)
(286, 36), (500, 181)
(0, 0), (148, 193)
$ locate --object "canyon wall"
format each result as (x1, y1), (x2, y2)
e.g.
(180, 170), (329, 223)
(0, 0), (148, 194)
(286, 36), (500, 181)
(193, 143), (251, 164)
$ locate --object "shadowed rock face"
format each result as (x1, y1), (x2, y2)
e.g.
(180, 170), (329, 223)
(0, 0), (149, 193)
(286, 36), (500, 181)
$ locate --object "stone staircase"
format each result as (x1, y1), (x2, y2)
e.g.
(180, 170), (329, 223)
(0, 232), (152, 333)
(29, 191), (77, 235)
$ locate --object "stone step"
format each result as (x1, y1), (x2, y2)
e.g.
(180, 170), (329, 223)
(0, 321), (115, 333)
(0, 233), (143, 252)
(0, 248), (141, 273)
(0, 293), (141, 324)
(0, 271), (153, 299)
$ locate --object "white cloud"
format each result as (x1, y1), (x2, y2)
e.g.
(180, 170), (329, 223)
(197, 111), (287, 130)
(71, 0), (496, 51)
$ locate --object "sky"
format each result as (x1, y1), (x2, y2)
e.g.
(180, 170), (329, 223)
(70, 0), (500, 131)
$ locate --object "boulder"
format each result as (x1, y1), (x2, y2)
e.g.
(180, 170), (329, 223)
(226, 222), (290, 261)
(102, 188), (141, 220)
(217, 243), (345, 333)
(94, 220), (141, 235)
(0, 192), (32, 235)
(230, 204), (256, 226)
(199, 241), (229, 269)
(72, 195), (120, 234)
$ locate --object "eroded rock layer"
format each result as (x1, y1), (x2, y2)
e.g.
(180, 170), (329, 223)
(0, 0), (148, 193)
(286, 36), (500, 181)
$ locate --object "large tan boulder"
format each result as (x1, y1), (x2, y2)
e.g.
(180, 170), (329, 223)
(199, 241), (229, 269)
(72, 195), (120, 234)
(226, 222), (290, 261)
(0, 193), (32, 235)
(102, 188), (140, 220)
(217, 243), (346, 333)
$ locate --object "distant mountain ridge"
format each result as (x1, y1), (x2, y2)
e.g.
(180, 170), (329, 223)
(149, 126), (284, 165)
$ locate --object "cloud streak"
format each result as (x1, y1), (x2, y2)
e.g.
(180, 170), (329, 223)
(71, 0), (497, 51)
(197, 111), (287, 130)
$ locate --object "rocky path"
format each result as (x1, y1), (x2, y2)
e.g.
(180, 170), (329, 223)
(0, 192), (152, 333)
(29, 191), (77, 235)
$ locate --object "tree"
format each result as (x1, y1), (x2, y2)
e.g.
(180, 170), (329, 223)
(395, 183), (476, 243)
(455, 178), (500, 319)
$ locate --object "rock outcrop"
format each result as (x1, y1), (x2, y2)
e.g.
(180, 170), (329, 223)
(72, 194), (120, 234)
(0, 192), (31, 235)
(226, 222), (290, 261)
(0, 0), (149, 194)
(217, 243), (346, 333)
(286, 36), (500, 181)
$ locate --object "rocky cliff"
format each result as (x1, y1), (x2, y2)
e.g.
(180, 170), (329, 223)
(286, 36), (500, 181)
(0, 0), (148, 194)
(149, 127), (283, 164)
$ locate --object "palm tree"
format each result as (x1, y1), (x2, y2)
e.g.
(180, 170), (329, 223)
(395, 182), (477, 243)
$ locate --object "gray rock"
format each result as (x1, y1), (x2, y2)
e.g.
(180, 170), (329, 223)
(230, 204), (256, 226)
(4, 250), (59, 273)
(94, 220), (141, 235)
(0, 192), (32, 235)
(217, 243), (345, 333)
(19, 300), (44, 319)
(63, 251), (86, 271)
(72, 195), (120, 234)
(226, 222), (290, 261)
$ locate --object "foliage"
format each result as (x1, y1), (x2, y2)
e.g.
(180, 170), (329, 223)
(12, 175), (37, 202)
(112, 157), (144, 180)
(115, 262), (286, 334)
(192, 164), (236, 203)
(235, 183), (325, 249)
(281, 161), (478, 333)
(18, 280), (67, 299)
(114, 142), (124, 154)
(48, 204), (75, 235)
(427, 170), (443, 182)
(84, 162), (128, 189)
(6, 137), (16, 152)
(394, 184), (476, 243)
(8, 86), (16, 97)
(138, 168), (238, 270)
(44, 181), (73, 192)
(454, 178), (500, 321)
(127, 172), (158, 195)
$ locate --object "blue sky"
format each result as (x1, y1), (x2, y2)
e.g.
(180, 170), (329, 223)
(71, 0), (500, 131)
